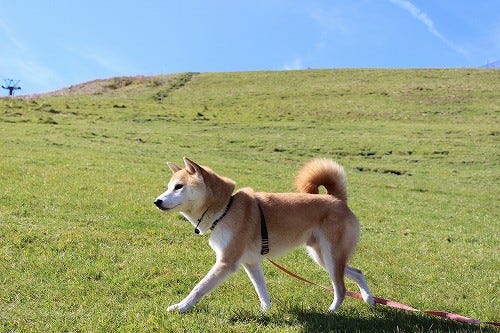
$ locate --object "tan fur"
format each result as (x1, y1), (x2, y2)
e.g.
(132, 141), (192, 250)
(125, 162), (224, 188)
(295, 158), (347, 201)
(154, 157), (374, 313)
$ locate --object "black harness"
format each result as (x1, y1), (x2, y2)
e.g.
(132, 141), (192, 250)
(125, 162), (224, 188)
(257, 201), (270, 255)
(198, 195), (270, 256)
(194, 196), (234, 235)
(209, 196), (234, 231)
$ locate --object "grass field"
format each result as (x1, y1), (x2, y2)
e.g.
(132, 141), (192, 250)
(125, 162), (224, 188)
(0, 69), (498, 332)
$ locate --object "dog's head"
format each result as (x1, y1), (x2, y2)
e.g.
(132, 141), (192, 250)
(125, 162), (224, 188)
(154, 157), (235, 218)
(154, 157), (209, 214)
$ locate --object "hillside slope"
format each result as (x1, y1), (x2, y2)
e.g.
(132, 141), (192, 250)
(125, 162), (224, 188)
(0, 69), (498, 332)
(17, 68), (499, 123)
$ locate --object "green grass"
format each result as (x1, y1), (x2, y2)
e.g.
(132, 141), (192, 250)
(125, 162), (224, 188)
(0, 69), (498, 332)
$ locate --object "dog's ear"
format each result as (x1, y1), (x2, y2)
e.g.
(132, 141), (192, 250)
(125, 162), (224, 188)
(183, 157), (202, 175)
(167, 162), (182, 173)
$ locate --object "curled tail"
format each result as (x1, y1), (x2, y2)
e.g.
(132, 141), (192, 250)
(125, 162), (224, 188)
(295, 158), (348, 201)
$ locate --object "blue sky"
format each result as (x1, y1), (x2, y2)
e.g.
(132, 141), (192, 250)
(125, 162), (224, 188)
(1, 0), (499, 94)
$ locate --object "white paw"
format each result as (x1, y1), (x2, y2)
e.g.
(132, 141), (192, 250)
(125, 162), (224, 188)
(362, 293), (376, 306)
(327, 303), (341, 313)
(167, 303), (180, 312)
(167, 302), (191, 313)
(260, 301), (271, 312)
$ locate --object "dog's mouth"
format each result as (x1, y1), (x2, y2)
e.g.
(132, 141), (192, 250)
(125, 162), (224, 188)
(154, 200), (179, 211)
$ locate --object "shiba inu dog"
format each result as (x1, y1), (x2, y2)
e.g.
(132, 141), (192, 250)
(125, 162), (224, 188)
(154, 157), (375, 313)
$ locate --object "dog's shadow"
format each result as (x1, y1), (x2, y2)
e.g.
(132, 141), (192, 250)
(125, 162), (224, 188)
(230, 306), (495, 332)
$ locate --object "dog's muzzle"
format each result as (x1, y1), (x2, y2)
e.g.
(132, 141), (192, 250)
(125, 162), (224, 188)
(154, 199), (167, 210)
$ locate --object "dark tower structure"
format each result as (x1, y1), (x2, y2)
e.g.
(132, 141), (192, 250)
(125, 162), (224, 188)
(2, 79), (21, 96)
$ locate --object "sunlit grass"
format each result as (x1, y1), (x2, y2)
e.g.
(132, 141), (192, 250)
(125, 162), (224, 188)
(0, 69), (498, 332)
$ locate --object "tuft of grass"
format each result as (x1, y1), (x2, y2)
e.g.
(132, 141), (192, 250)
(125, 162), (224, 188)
(0, 69), (498, 332)
(105, 77), (135, 90)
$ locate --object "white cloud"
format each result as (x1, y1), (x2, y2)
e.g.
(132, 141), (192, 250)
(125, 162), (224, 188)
(389, 0), (439, 36)
(389, 0), (468, 57)
(308, 6), (352, 52)
(1, 15), (137, 94)
(72, 46), (126, 74)
(309, 7), (350, 36)
(63, 44), (140, 77)
(283, 56), (304, 70)
(0, 16), (64, 93)
(0, 17), (25, 52)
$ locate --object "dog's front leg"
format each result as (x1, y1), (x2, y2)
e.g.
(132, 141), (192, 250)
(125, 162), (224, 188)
(168, 261), (238, 313)
(243, 263), (271, 311)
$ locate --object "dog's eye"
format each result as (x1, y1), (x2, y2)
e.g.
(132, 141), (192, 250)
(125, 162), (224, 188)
(174, 184), (184, 191)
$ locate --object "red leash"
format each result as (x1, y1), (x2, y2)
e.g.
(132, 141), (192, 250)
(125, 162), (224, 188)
(267, 259), (499, 327)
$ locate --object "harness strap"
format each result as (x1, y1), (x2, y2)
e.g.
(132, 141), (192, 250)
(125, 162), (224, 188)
(257, 202), (269, 255)
(210, 196), (234, 230)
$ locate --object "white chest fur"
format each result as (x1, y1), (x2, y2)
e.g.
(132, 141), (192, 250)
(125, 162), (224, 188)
(209, 228), (232, 259)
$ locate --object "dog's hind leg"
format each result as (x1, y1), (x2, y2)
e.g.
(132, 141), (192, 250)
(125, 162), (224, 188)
(321, 244), (347, 312)
(167, 261), (238, 313)
(308, 245), (375, 306)
(308, 234), (347, 312)
(308, 242), (346, 311)
(327, 258), (347, 312)
(243, 262), (271, 311)
(345, 266), (375, 306)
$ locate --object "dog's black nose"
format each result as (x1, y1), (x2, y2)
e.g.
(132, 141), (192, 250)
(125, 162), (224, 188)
(154, 199), (163, 207)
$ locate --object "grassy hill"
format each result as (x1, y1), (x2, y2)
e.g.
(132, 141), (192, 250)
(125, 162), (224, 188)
(1, 69), (498, 332)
